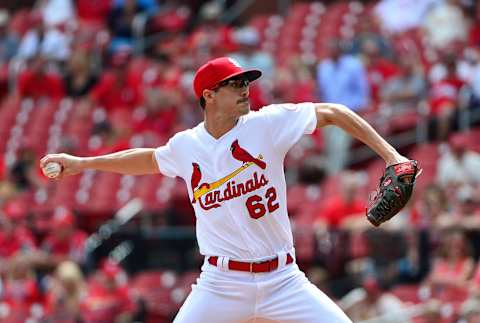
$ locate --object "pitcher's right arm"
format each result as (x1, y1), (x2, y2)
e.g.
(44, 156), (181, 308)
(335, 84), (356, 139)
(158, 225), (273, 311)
(40, 148), (159, 178)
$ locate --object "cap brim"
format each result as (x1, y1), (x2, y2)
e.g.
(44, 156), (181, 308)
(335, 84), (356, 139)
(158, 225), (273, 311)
(218, 69), (262, 85)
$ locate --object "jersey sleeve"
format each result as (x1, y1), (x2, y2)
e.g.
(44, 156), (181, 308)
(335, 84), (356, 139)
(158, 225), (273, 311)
(154, 137), (180, 178)
(263, 102), (317, 154)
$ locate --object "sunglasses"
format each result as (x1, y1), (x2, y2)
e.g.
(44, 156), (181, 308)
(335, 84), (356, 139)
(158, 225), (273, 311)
(212, 78), (250, 91)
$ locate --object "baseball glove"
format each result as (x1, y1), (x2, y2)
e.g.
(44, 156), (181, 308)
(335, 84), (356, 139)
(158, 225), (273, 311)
(366, 160), (421, 227)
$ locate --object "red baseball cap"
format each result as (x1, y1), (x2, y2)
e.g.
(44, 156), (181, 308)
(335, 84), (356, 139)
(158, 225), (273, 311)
(193, 57), (262, 99)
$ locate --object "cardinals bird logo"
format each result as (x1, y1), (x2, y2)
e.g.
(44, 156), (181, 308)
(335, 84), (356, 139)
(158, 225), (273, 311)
(190, 163), (209, 203)
(230, 140), (266, 169)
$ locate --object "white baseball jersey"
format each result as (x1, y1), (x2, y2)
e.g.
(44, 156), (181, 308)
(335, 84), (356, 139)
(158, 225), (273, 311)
(154, 103), (317, 261)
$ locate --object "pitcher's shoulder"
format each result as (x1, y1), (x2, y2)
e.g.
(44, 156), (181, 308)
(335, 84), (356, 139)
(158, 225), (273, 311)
(168, 124), (203, 143)
(246, 103), (313, 119)
(244, 104), (283, 120)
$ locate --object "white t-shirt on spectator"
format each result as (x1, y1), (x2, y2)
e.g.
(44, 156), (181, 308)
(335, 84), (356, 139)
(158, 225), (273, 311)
(423, 1), (468, 49)
(437, 149), (480, 186)
(16, 29), (71, 61)
(40, 0), (76, 28)
(375, 0), (439, 33)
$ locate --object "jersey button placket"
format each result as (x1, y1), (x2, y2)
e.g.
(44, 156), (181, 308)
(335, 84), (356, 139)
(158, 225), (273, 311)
(217, 146), (256, 260)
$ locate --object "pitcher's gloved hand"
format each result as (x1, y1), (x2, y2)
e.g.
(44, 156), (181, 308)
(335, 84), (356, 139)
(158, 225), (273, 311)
(366, 160), (421, 227)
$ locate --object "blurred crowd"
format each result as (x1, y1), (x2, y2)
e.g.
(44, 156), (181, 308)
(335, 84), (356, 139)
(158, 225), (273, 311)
(0, 0), (479, 322)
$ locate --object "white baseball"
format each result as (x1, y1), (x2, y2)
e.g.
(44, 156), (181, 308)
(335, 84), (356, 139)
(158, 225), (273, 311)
(43, 162), (62, 178)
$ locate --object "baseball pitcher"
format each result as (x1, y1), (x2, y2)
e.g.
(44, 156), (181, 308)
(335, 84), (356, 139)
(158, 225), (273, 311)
(41, 57), (419, 322)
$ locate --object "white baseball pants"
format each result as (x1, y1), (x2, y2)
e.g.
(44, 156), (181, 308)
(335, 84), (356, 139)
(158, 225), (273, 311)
(173, 262), (352, 323)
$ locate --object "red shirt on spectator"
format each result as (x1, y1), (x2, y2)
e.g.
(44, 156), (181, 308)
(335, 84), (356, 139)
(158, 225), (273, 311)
(41, 230), (87, 263)
(469, 22), (480, 47)
(0, 227), (36, 258)
(189, 25), (237, 56)
(80, 284), (136, 323)
(133, 108), (177, 136)
(17, 70), (65, 100)
(367, 58), (400, 104)
(288, 80), (317, 104)
(320, 196), (366, 228)
(90, 71), (142, 112)
(77, 0), (111, 25)
(1, 278), (40, 308)
(429, 77), (465, 115)
(430, 257), (472, 285)
(137, 66), (182, 135)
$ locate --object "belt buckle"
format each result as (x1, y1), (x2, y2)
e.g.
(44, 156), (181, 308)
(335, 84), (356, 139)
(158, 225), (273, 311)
(249, 262), (253, 273)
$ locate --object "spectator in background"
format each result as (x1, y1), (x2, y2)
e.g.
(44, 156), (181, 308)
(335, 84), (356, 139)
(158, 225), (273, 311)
(0, 10), (17, 100)
(272, 57), (317, 104)
(448, 185), (480, 233)
(0, 10), (19, 64)
(230, 27), (274, 110)
(63, 48), (98, 98)
(429, 55), (466, 140)
(339, 275), (406, 322)
(410, 184), (450, 230)
(380, 55), (426, 119)
(81, 259), (136, 323)
(465, 47), (480, 107)
(351, 18), (392, 58)
(39, 207), (87, 268)
(0, 255), (41, 322)
(16, 11), (71, 63)
(188, 1), (236, 61)
(436, 134), (480, 187)
(36, 0), (76, 29)
(361, 38), (399, 108)
(422, 0), (469, 50)
(17, 55), (65, 101)
(88, 120), (130, 156)
(108, 0), (149, 51)
(9, 144), (46, 191)
(89, 48), (141, 113)
(317, 39), (369, 113)
(131, 52), (182, 141)
(230, 26), (275, 82)
(134, 84), (179, 140)
(0, 203), (36, 270)
(142, 52), (181, 89)
(113, 0), (158, 15)
(389, 230), (430, 285)
(44, 261), (86, 323)
(317, 39), (369, 173)
(315, 171), (366, 230)
(424, 229), (474, 291)
(374, 0), (437, 33)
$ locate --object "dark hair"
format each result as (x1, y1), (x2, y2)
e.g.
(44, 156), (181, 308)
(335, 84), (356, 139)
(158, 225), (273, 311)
(199, 97), (206, 109)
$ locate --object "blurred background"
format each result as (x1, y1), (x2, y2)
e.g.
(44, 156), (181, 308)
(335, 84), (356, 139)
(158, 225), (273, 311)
(0, 0), (479, 322)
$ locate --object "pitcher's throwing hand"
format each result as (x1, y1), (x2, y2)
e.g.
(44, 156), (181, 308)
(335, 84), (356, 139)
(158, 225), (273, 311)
(40, 153), (84, 178)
